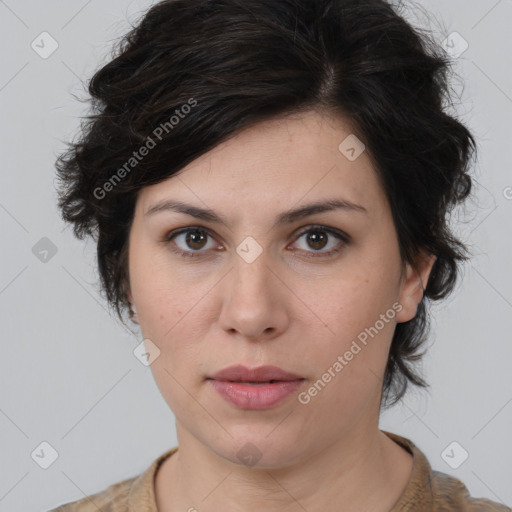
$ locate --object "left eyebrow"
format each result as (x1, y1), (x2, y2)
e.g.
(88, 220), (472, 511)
(144, 197), (368, 229)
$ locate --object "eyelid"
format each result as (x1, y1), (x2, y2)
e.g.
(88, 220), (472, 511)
(162, 224), (350, 258)
(162, 226), (223, 257)
(294, 224), (351, 244)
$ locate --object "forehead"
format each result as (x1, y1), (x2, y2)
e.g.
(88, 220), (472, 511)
(137, 110), (387, 221)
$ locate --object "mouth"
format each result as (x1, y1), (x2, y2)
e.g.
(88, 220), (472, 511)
(220, 380), (288, 384)
(206, 365), (305, 410)
(207, 379), (302, 384)
(208, 364), (304, 383)
(207, 379), (305, 410)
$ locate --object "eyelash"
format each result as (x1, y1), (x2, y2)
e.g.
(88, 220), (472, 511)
(161, 225), (350, 260)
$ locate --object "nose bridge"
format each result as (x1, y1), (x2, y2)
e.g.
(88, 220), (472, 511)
(232, 236), (274, 299)
(218, 236), (286, 339)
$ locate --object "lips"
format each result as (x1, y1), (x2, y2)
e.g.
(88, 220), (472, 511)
(207, 365), (305, 410)
(208, 364), (303, 383)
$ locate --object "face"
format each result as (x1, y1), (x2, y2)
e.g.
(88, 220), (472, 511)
(127, 110), (434, 468)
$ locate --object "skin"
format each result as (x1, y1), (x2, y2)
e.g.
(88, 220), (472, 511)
(127, 110), (436, 512)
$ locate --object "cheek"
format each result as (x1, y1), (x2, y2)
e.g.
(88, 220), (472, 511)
(301, 265), (399, 343)
(296, 266), (399, 398)
(301, 319), (394, 421)
(129, 242), (185, 335)
(130, 254), (214, 374)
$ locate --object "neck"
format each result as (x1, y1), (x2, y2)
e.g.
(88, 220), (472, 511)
(155, 420), (413, 512)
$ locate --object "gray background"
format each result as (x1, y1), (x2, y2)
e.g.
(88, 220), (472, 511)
(0, 0), (511, 510)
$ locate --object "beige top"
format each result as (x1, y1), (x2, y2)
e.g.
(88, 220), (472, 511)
(49, 431), (511, 511)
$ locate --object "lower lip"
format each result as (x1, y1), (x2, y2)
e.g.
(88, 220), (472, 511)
(208, 379), (304, 410)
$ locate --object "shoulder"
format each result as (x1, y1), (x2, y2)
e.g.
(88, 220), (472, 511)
(48, 446), (178, 512)
(47, 476), (136, 511)
(430, 469), (512, 512)
(383, 431), (511, 512)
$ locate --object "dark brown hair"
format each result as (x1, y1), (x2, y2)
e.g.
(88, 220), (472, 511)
(55, 0), (476, 407)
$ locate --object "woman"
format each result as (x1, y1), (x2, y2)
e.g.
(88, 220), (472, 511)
(50, 0), (511, 510)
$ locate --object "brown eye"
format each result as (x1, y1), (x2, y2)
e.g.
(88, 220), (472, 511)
(163, 227), (219, 258)
(291, 226), (349, 258)
(305, 230), (329, 251)
(184, 228), (208, 250)
(163, 225), (349, 260)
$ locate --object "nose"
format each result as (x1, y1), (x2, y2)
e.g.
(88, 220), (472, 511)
(217, 248), (289, 342)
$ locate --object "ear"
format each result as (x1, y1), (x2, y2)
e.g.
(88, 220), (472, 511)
(395, 251), (437, 323)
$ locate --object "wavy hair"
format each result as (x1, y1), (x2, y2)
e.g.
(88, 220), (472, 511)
(55, 0), (476, 407)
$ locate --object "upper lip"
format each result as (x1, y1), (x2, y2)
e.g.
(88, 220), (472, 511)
(208, 365), (303, 382)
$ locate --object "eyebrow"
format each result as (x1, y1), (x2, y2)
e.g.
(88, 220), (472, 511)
(145, 197), (367, 228)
